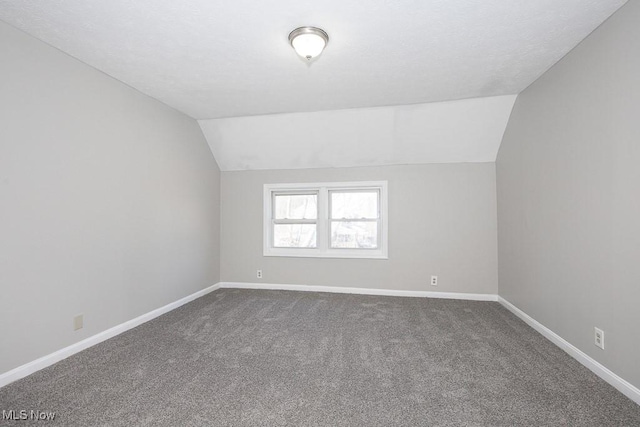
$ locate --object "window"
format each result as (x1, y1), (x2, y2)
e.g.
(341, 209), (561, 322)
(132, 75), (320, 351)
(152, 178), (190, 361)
(273, 192), (317, 248)
(264, 181), (388, 259)
(330, 190), (379, 249)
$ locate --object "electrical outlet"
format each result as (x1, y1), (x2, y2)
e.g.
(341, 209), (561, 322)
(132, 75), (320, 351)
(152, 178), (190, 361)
(594, 327), (604, 350)
(74, 314), (83, 331)
(257, 269), (263, 279)
(430, 275), (438, 286)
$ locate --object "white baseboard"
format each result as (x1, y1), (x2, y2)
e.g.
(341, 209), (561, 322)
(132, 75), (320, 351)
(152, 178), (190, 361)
(499, 297), (640, 405)
(0, 283), (221, 389)
(220, 282), (498, 301)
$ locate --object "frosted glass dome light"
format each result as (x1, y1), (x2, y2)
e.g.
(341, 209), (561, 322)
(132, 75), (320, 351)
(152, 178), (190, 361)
(288, 27), (329, 62)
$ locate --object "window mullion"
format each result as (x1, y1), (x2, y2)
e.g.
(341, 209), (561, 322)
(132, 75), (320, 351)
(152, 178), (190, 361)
(318, 187), (329, 253)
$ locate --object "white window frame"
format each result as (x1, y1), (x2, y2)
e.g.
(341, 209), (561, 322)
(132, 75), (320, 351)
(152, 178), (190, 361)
(263, 181), (388, 259)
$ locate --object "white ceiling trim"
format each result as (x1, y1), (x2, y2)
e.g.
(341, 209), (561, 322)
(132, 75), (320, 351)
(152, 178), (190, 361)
(199, 95), (517, 171)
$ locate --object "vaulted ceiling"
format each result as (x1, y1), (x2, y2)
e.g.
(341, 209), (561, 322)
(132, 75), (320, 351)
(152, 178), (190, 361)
(0, 1), (626, 119)
(200, 96), (517, 171)
(0, 1), (627, 170)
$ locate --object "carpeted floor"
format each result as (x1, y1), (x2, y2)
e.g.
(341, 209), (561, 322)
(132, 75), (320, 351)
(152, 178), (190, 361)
(1, 289), (639, 426)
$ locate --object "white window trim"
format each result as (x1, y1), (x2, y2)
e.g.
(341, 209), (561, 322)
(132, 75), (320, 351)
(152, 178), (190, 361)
(263, 181), (388, 259)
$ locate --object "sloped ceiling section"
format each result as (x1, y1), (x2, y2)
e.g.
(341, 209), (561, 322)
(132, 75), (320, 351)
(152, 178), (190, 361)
(199, 95), (517, 171)
(0, 1), (626, 119)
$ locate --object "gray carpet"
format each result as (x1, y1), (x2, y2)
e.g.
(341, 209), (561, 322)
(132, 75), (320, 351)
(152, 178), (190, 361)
(1, 289), (639, 426)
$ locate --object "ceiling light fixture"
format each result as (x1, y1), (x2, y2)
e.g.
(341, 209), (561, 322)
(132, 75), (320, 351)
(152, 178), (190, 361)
(288, 27), (329, 62)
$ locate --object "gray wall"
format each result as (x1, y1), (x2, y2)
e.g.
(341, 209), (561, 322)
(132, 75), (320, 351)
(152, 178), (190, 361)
(0, 22), (220, 374)
(496, 1), (640, 388)
(221, 164), (498, 294)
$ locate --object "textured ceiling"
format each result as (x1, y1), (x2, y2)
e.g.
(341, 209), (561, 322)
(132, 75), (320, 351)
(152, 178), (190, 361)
(0, 0), (627, 119)
(199, 95), (517, 171)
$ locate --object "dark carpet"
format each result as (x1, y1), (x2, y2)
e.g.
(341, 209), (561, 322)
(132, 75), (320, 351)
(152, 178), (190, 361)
(1, 289), (639, 426)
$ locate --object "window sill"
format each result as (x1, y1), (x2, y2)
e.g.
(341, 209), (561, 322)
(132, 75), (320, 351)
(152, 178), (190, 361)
(263, 249), (388, 259)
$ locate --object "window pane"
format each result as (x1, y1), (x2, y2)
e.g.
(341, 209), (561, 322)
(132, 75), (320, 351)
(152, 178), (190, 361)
(331, 221), (378, 249)
(273, 224), (317, 248)
(331, 191), (378, 219)
(274, 194), (317, 220)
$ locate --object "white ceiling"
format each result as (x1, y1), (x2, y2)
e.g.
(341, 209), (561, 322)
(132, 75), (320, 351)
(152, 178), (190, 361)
(0, 0), (627, 120)
(199, 95), (516, 171)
